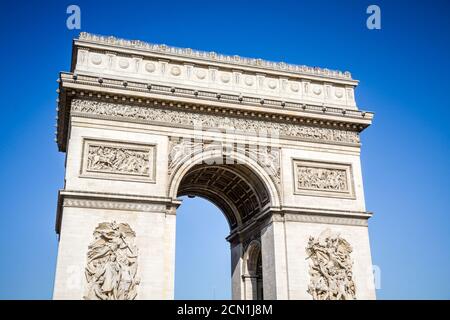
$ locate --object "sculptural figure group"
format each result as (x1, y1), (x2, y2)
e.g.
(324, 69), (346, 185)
(306, 229), (356, 300)
(84, 221), (139, 300)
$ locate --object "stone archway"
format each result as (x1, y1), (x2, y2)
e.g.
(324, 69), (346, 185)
(53, 33), (377, 300)
(242, 240), (263, 300)
(168, 144), (281, 210)
(169, 150), (281, 299)
(177, 163), (270, 229)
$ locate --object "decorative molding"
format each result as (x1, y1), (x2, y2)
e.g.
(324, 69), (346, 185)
(78, 32), (353, 81)
(293, 159), (355, 199)
(84, 221), (139, 300)
(269, 211), (369, 226)
(242, 237), (261, 254)
(80, 138), (156, 183)
(298, 167), (347, 191)
(306, 229), (356, 300)
(63, 198), (167, 212)
(59, 189), (174, 203)
(60, 72), (370, 121)
(56, 69), (372, 152)
(87, 145), (150, 176)
(167, 138), (281, 192)
(250, 145), (281, 186)
(284, 213), (368, 227)
(71, 99), (360, 145)
(167, 138), (215, 177)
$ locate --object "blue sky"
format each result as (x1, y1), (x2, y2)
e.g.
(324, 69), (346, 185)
(0, 0), (449, 299)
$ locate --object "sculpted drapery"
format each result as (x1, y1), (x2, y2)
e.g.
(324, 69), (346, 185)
(306, 229), (356, 300)
(84, 221), (139, 300)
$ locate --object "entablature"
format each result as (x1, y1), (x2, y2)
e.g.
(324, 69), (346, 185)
(56, 72), (373, 152)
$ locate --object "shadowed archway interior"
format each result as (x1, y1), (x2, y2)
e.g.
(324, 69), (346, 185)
(177, 164), (271, 230)
(175, 163), (271, 299)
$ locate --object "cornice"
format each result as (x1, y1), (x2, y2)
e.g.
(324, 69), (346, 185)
(282, 213), (369, 227)
(272, 208), (371, 227)
(61, 72), (372, 121)
(59, 189), (175, 204)
(56, 72), (373, 152)
(55, 189), (180, 234)
(279, 206), (373, 218)
(272, 206), (372, 224)
(76, 32), (356, 83)
(225, 206), (371, 243)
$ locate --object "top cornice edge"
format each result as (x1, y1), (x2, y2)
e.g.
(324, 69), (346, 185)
(77, 32), (356, 82)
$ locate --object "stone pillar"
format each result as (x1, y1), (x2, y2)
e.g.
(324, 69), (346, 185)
(230, 241), (244, 300)
(242, 276), (259, 300)
(282, 214), (376, 300)
(53, 193), (177, 300)
(260, 214), (289, 300)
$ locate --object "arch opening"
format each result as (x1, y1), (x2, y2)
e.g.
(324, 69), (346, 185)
(174, 196), (231, 299)
(242, 240), (263, 300)
(173, 156), (275, 300)
(177, 163), (271, 230)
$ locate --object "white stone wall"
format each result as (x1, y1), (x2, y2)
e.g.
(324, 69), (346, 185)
(54, 117), (178, 299)
(281, 145), (366, 212)
(261, 221), (289, 300)
(74, 38), (358, 110)
(284, 221), (376, 300)
(230, 243), (243, 300)
(53, 206), (176, 300)
(64, 118), (169, 198)
(54, 34), (376, 300)
(54, 113), (375, 300)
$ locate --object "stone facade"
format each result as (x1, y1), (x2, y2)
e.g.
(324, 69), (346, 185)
(53, 33), (376, 300)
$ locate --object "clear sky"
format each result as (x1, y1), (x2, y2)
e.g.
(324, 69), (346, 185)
(0, 0), (449, 299)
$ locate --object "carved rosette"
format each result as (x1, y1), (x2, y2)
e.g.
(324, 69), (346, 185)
(78, 32), (353, 79)
(306, 229), (356, 300)
(84, 221), (139, 300)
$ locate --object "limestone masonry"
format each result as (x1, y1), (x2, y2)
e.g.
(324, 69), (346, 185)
(53, 33), (376, 300)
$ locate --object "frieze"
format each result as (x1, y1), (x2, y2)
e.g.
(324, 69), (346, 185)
(63, 198), (167, 212)
(167, 138), (281, 187)
(81, 139), (156, 182)
(298, 167), (347, 192)
(270, 212), (368, 226)
(293, 160), (355, 198)
(71, 99), (360, 145)
(284, 213), (368, 227)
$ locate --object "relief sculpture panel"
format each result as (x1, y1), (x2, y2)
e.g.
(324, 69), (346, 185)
(293, 160), (354, 198)
(306, 228), (356, 300)
(84, 221), (139, 300)
(71, 99), (360, 145)
(81, 139), (156, 182)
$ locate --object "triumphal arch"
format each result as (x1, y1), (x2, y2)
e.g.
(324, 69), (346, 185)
(53, 33), (376, 300)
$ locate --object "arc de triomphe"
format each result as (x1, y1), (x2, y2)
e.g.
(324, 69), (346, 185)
(53, 33), (376, 300)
